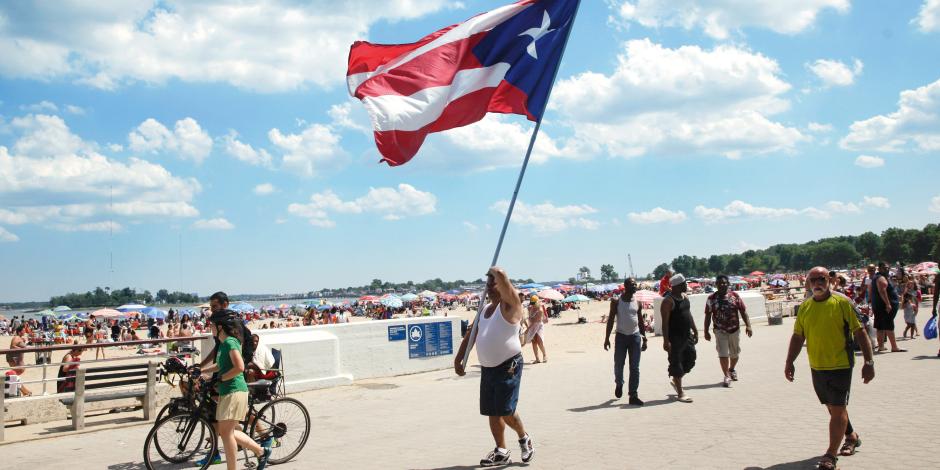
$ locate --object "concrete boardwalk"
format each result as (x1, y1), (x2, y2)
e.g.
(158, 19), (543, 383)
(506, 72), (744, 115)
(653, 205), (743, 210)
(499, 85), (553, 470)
(4, 310), (939, 469)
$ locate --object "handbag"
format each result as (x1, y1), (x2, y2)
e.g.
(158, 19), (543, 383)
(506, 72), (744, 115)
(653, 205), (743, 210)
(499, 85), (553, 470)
(925, 315), (938, 340)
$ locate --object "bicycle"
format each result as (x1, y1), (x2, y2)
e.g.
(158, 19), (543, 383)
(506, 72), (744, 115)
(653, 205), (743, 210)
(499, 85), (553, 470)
(144, 357), (311, 469)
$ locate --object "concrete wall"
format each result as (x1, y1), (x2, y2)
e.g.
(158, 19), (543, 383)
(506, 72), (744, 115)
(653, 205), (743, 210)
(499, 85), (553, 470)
(652, 291), (767, 336)
(254, 316), (461, 393)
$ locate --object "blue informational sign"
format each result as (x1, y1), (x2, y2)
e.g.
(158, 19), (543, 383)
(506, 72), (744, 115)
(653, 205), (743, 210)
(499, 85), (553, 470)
(408, 321), (453, 359)
(388, 325), (406, 342)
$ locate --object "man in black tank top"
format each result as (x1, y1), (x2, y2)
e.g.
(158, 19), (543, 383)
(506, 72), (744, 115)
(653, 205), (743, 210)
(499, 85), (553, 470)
(660, 274), (698, 403)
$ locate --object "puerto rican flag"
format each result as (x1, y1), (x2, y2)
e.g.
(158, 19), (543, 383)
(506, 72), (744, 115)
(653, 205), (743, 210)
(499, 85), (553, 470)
(346, 0), (578, 166)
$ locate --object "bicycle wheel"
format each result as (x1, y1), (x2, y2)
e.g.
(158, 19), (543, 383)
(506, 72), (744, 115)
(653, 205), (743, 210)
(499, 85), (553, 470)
(144, 413), (217, 469)
(250, 397), (310, 464)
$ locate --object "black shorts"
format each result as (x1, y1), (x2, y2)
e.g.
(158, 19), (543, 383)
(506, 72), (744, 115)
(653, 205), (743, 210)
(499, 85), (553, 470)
(811, 368), (852, 406)
(873, 304), (899, 331)
(667, 336), (696, 378)
(480, 354), (523, 417)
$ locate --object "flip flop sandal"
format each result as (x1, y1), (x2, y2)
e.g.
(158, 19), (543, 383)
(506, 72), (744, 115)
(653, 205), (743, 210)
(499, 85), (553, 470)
(817, 453), (838, 470)
(676, 395), (693, 403)
(840, 437), (861, 456)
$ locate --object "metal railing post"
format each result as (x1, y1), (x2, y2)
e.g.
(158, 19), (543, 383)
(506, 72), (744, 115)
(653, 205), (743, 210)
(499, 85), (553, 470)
(72, 368), (85, 431)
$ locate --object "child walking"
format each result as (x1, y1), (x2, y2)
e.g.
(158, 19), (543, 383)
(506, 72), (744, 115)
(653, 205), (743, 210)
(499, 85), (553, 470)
(902, 293), (918, 339)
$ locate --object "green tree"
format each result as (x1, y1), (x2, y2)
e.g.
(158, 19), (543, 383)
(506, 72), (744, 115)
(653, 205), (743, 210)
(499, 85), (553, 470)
(652, 263), (671, 279)
(599, 264), (618, 282)
(854, 231), (881, 261)
(726, 255), (744, 274)
(880, 228), (912, 263)
(707, 255), (725, 274)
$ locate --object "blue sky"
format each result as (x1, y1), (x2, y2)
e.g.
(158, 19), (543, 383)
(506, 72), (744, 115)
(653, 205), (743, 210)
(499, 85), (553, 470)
(1, 0), (939, 301)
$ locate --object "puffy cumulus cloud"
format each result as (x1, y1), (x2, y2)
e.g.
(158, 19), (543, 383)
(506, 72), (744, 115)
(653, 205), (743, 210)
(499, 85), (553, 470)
(614, 0), (849, 39)
(20, 100), (58, 113)
(807, 58), (863, 87)
(414, 114), (581, 172)
(328, 102), (371, 133)
(862, 196), (891, 209)
(253, 183), (275, 195)
(552, 39), (806, 160)
(854, 155), (884, 168)
(65, 105), (85, 115)
(269, 124), (345, 177)
(128, 117), (212, 163)
(0, 1), (452, 92)
(288, 184), (436, 227)
(807, 122), (834, 133)
(914, 0), (940, 32)
(490, 200), (600, 233)
(931, 196), (940, 213)
(627, 207), (687, 224)
(0, 226), (18, 242)
(51, 221), (122, 232)
(0, 113), (200, 231)
(694, 200), (829, 222)
(192, 218), (234, 230)
(223, 131), (272, 167)
(840, 78), (940, 152)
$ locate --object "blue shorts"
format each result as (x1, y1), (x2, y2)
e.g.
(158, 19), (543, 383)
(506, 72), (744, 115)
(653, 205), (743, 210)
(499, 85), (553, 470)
(479, 353), (523, 416)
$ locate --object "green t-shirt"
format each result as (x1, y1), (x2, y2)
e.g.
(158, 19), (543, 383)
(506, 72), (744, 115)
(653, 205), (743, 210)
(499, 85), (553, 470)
(216, 336), (248, 395)
(794, 294), (861, 371)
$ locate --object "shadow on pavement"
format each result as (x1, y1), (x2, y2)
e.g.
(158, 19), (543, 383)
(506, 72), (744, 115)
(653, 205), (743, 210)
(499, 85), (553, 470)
(911, 355), (940, 360)
(567, 397), (674, 413)
(106, 463), (146, 470)
(742, 456), (819, 469)
(683, 382), (726, 390)
(416, 464), (528, 470)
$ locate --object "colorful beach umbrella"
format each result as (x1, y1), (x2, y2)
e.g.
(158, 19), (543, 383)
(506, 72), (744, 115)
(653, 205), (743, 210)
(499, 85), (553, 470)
(537, 289), (565, 301)
(92, 308), (125, 318)
(53, 305), (71, 312)
(562, 294), (590, 303)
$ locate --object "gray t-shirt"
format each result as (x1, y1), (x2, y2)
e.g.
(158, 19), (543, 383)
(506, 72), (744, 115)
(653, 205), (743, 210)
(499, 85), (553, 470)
(616, 297), (640, 336)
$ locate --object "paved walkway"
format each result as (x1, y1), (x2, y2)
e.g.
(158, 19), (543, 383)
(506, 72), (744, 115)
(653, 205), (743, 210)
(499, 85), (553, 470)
(3, 311), (939, 469)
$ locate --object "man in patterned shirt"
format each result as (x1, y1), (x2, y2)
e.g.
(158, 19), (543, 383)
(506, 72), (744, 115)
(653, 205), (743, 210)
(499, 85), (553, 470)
(704, 274), (753, 387)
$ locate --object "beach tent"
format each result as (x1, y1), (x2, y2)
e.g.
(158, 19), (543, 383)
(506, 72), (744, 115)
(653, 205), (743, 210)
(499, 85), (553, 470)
(563, 294), (590, 303)
(53, 305), (71, 312)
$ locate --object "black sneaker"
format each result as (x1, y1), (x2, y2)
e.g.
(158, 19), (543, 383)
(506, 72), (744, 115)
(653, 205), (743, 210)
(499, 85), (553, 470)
(519, 435), (534, 463)
(614, 383), (623, 399)
(628, 395), (644, 406)
(480, 448), (511, 467)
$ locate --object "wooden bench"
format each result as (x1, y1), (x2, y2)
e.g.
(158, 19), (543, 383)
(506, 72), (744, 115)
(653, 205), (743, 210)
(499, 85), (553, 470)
(59, 362), (158, 430)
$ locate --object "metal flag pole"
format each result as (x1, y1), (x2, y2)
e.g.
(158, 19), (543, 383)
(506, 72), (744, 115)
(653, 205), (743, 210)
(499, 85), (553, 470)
(461, 0), (582, 369)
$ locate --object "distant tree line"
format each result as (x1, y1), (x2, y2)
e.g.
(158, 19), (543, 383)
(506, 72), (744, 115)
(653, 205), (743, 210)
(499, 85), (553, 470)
(49, 287), (199, 308)
(310, 277), (536, 297)
(648, 224), (940, 279)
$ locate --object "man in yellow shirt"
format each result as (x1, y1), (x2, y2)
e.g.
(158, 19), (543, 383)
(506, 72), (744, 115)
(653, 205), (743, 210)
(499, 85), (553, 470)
(785, 266), (874, 470)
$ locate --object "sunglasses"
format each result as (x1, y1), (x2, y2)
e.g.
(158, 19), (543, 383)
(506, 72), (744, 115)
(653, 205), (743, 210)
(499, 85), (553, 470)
(808, 276), (828, 284)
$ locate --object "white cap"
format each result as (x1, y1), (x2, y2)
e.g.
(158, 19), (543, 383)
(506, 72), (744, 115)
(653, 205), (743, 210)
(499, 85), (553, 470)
(669, 274), (686, 287)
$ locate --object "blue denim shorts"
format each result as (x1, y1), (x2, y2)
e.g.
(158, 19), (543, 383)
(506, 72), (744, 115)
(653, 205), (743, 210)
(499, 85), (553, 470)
(479, 353), (523, 416)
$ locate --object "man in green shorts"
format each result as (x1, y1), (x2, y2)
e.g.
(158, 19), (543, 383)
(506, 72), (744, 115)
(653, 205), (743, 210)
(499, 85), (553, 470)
(784, 266), (875, 470)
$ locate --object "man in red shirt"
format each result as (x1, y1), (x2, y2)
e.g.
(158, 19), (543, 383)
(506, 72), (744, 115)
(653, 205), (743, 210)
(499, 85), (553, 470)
(704, 274), (753, 387)
(658, 268), (673, 297)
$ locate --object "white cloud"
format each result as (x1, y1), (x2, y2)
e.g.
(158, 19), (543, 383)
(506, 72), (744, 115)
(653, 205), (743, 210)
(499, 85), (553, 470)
(20, 101), (58, 113)
(0, 113), (200, 231)
(840, 78), (940, 152)
(807, 122), (833, 133)
(694, 200), (829, 222)
(614, 0), (849, 39)
(0, 226), (18, 242)
(192, 218), (234, 230)
(854, 155), (884, 168)
(862, 196), (891, 209)
(328, 102), (370, 133)
(462, 221), (479, 232)
(223, 131), (272, 167)
(107, 143), (124, 152)
(0, 1), (452, 92)
(931, 196), (940, 213)
(269, 124), (344, 177)
(51, 221), (122, 232)
(914, 0), (940, 32)
(65, 105), (85, 115)
(627, 207), (687, 224)
(824, 201), (861, 214)
(288, 184), (436, 227)
(552, 39), (806, 160)
(253, 183), (276, 195)
(490, 200), (599, 233)
(128, 117), (212, 163)
(807, 58), (863, 87)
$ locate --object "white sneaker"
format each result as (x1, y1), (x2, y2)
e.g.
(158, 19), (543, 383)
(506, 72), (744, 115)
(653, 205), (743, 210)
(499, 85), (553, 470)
(480, 448), (511, 467)
(519, 434), (534, 463)
(723, 376), (732, 388)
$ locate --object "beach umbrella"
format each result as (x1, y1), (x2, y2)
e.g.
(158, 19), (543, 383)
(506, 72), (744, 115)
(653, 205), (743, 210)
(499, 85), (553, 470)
(359, 295), (378, 302)
(519, 283), (545, 289)
(92, 308), (125, 318)
(53, 305), (71, 312)
(116, 304), (147, 312)
(769, 279), (788, 287)
(37, 309), (56, 317)
(537, 289), (565, 301)
(317, 304), (333, 311)
(178, 308), (197, 316)
(749, 271), (765, 277)
(563, 294), (590, 303)
(633, 290), (661, 302)
(417, 290), (438, 298)
(141, 307), (167, 319)
(401, 293), (419, 301)
(381, 297), (403, 308)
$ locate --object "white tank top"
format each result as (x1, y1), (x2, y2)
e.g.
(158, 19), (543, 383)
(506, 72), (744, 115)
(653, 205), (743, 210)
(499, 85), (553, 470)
(475, 303), (522, 367)
(616, 297), (640, 335)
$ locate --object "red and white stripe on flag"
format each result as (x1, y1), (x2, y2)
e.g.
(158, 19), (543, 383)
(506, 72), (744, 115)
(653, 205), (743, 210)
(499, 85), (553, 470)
(346, 0), (538, 166)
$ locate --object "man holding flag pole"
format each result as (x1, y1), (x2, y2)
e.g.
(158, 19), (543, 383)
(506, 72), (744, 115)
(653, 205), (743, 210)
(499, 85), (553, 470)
(347, 0), (581, 465)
